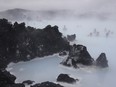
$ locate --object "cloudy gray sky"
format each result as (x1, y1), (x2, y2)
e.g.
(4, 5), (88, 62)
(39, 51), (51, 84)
(0, 0), (116, 15)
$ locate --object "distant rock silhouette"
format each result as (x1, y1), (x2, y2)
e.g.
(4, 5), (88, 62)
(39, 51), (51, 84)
(0, 8), (74, 21)
(96, 53), (108, 68)
(67, 34), (76, 41)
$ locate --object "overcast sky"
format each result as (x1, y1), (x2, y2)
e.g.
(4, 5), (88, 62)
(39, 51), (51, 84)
(0, 0), (116, 14)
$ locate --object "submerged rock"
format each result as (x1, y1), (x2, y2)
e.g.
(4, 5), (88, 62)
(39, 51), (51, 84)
(57, 74), (78, 84)
(61, 44), (94, 68)
(31, 81), (63, 87)
(96, 53), (108, 68)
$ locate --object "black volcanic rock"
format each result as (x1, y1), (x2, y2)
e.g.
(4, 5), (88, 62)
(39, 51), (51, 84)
(22, 80), (35, 85)
(31, 81), (63, 87)
(0, 69), (25, 87)
(96, 53), (108, 68)
(5, 83), (25, 87)
(57, 74), (78, 84)
(61, 44), (94, 67)
(0, 70), (16, 86)
(67, 34), (76, 41)
(0, 19), (70, 69)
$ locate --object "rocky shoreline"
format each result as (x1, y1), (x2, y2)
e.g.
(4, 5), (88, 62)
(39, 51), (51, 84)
(0, 19), (108, 87)
(0, 18), (70, 69)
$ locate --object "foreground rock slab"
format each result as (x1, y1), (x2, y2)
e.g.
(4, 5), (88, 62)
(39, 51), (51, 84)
(57, 74), (78, 84)
(0, 69), (25, 87)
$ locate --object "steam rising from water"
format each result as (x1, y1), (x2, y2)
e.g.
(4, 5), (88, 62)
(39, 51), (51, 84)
(0, 0), (116, 20)
(2, 1), (116, 86)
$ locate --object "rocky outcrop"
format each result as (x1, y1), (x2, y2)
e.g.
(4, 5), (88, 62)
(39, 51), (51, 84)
(57, 74), (78, 84)
(0, 70), (16, 86)
(0, 18), (70, 87)
(0, 18), (70, 69)
(61, 44), (94, 68)
(31, 81), (64, 87)
(0, 69), (25, 87)
(67, 34), (76, 41)
(22, 80), (35, 85)
(96, 53), (108, 68)
(5, 84), (25, 87)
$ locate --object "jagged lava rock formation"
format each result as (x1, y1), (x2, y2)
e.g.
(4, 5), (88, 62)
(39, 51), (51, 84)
(96, 53), (108, 68)
(0, 18), (70, 69)
(61, 44), (94, 68)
